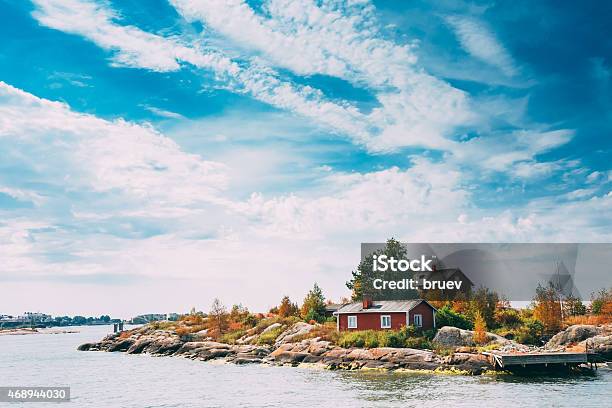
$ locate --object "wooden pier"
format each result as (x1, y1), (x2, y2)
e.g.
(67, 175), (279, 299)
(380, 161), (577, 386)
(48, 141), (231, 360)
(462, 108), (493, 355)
(482, 351), (605, 370)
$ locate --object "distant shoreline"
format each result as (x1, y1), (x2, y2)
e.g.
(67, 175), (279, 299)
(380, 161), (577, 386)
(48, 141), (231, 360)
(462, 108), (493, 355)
(0, 327), (80, 336)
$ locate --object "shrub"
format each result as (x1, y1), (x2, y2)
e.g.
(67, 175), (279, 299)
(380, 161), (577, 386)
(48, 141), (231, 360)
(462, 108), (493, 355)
(149, 321), (177, 330)
(435, 305), (473, 330)
(336, 327), (432, 350)
(220, 330), (246, 345)
(405, 336), (433, 349)
(515, 318), (544, 345)
(257, 327), (284, 345)
(338, 331), (367, 348)
(494, 308), (522, 328)
(564, 314), (612, 326)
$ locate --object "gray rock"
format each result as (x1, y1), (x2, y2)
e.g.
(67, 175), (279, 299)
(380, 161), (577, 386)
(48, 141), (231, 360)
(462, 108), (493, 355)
(261, 323), (282, 335)
(108, 339), (134, 352)
(433, 326), (511, 348)
(274, 322), (316, 345)
(77, 343), (94, 351)
(545, 325), (601, 349)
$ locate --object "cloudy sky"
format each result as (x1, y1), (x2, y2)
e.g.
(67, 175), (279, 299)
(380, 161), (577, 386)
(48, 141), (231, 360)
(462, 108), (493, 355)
(1, 0), (611, 318)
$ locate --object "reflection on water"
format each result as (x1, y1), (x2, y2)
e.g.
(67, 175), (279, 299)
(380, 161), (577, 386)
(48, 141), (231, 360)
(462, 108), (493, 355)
(1, 326), (609, 408)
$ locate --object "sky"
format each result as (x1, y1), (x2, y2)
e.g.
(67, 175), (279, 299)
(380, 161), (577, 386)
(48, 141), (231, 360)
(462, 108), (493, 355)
(0, 0), (611, 318)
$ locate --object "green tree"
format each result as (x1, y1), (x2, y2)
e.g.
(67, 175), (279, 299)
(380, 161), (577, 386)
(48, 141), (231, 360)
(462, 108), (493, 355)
(301, 283), (326, 323)
(563, 295), (586, 317)
(435, 305), (473, 330)
(346, 238), (415, 301)
(591, 288), (612, 315)
(467, 287), (499, 329)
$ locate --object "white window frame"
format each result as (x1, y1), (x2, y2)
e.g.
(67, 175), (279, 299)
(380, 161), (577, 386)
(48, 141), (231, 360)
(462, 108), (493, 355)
(380, 315), (391, 329)
(413, 314), (423, 328)
(347, 315), (357, 329)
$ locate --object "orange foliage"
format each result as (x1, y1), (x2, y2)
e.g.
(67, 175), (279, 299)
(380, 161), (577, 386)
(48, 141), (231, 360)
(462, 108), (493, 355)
(473, 311), (487, 345)
(118, 329), (134, 339)
(180, 314), (205, 326)
(564, 314), (612, 327)
(228, 321), (243, 331)
(451, 300), (469, 314)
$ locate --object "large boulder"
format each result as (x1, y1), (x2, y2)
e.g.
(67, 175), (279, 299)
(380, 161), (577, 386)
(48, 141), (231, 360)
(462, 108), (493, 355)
(545, 325), (601, 349)
(274, 322), (315, 345)
(77, 343), (95, 351)
(433, 326), (511, 348)
(580, 335), (612, 359)
(261, 323), (282, 335)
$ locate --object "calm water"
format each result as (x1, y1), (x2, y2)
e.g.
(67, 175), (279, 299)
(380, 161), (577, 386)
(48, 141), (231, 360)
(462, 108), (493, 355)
(0, 325), (610, 407)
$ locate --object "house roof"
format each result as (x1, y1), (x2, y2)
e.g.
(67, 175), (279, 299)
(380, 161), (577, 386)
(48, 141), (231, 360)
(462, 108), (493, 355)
(324, 303), (342, 312)
(334, 299), (435, 314)
(416, 267), (473, 284)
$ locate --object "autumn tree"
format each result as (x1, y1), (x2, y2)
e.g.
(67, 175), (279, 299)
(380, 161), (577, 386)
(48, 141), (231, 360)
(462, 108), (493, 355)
(208, 298), (228, 338)
(278, 296), (300, 318)
(473, 311), (487, 345)
(301, 283), (326, 323)
(532, 283), (562, 335)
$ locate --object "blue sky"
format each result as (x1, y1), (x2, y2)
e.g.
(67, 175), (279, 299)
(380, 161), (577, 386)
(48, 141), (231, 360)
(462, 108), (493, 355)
(0, 0), (611, 317)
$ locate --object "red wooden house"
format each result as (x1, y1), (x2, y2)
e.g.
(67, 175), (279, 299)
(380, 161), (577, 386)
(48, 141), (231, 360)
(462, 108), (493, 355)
(334, 299), (436, 331)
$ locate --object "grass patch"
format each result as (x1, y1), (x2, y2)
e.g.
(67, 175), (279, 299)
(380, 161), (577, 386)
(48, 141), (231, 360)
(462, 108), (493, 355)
(220, 329), (246, 345)
(257, 326), (284, 345)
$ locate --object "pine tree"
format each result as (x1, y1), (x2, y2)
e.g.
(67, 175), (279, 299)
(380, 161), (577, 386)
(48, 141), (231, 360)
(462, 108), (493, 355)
(301, 283), (326, 323)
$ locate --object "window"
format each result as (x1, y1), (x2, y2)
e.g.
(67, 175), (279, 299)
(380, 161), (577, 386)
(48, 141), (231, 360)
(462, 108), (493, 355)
(381, 315), (391, 329)
(413, 314), (423, 327)
(347, 315), (357, 329)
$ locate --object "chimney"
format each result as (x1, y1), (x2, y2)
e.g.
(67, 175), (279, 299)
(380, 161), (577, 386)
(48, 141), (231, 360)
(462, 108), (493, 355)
(362, 295), (373, 309)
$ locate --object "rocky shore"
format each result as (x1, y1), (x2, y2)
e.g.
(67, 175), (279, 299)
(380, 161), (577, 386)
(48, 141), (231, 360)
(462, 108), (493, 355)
(77, 322), (612, 375)
(78, 323), (496, 375)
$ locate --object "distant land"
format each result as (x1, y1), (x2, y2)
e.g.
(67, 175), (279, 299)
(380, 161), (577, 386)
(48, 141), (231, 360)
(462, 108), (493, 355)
(0, 312), (180, 329)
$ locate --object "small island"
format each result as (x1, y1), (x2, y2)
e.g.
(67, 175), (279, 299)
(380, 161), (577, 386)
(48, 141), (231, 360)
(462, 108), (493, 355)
(78, 281), (612, 375)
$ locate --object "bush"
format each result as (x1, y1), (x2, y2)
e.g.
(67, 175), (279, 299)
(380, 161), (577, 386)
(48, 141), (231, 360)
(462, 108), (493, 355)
(515, 318), (544, 345)
(404, 336), (433, 349)
(435, 305), (473, 330)
(495, 308), (522, 328)
(220, 330), (246, 345)
(338, 331), (366, 348)
(257, 327), (284, 345)
(336, 326), (432, 350)
(564, 314), (612, 326)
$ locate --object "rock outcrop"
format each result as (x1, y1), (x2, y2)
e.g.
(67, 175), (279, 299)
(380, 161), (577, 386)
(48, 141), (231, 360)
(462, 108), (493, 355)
(432, 326), (512, 348)
(78, 324), (494, 375)
(545, 324), (612, 350)
(274, 322), (315, 345)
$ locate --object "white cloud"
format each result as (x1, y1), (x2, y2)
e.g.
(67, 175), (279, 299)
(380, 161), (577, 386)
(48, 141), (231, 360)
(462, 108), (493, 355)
(453, 129), (574, 173)
(141, 105), (186, 120)
(586, 170), (603, 184)
(31, 0), (478, 153)
(446, 15), (518, 77)
(0, 186), (45, 205)
(170, 0), (474, 152)
(0, 81), (228, 206)
(30, 0), (375, 148)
